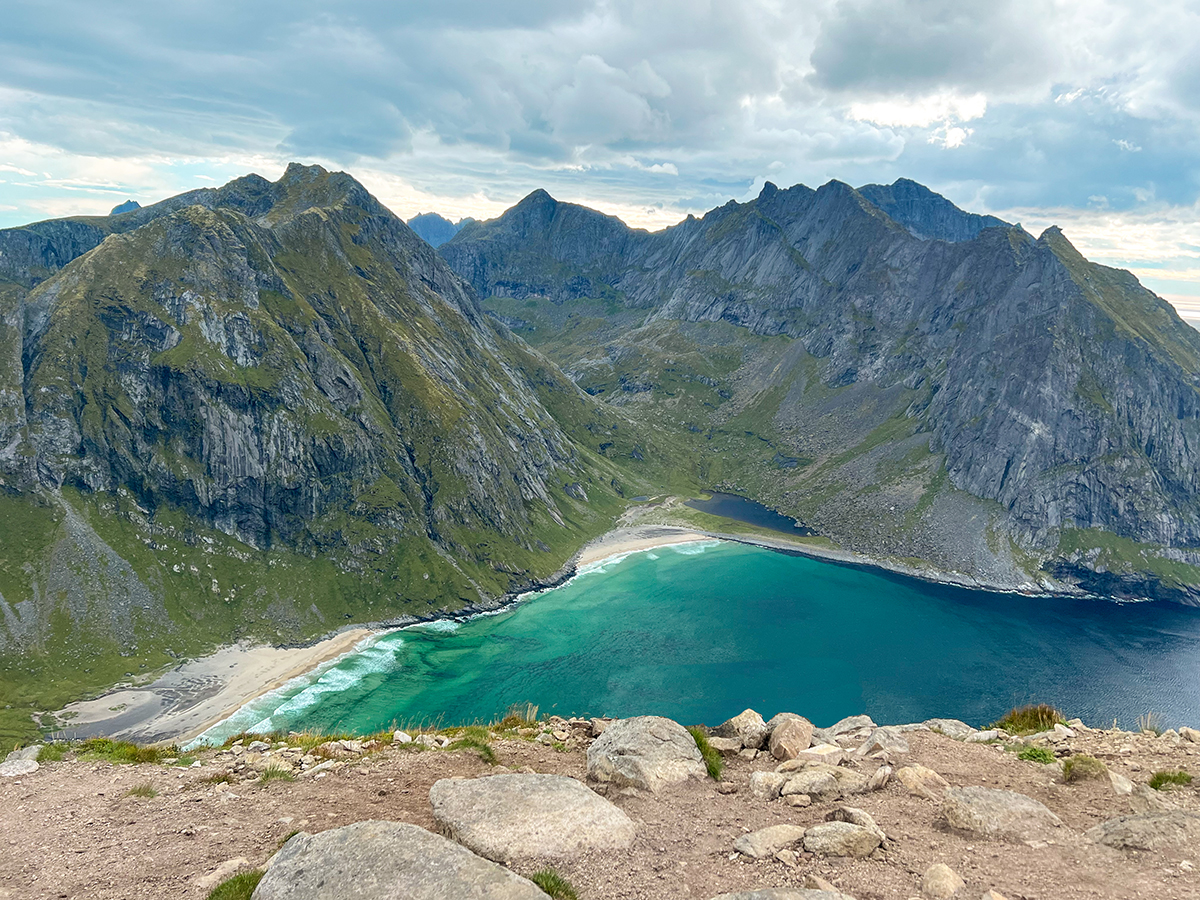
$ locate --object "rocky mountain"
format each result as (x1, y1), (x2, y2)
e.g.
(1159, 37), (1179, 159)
(0, 164), (676, 743)
(442, 179), (1200, 602)
(407, 212), (473, 248)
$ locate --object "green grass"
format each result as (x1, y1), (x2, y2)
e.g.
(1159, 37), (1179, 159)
(126, 782), (158, 798)
(1149, 769), (1192, 791)
(202, 772), (237, 785)
(258, 765), (297, 785)
(77, 738), (175, 764)
(1062, 754), (1107, 782)
(205, 870), (263, 900)
(445, 731), (497, 765)
(36, 742), (68, 762)
(495, 702), (540, 730)
(1017, 746), (1057, 765)
(991, 704), (1064, 735)
(687, 726), (723, 781)
(529, 868), (578, 900)
(1138, 712), (1164, 735)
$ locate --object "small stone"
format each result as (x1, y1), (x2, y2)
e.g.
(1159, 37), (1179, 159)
(708, 737), (743, 756)
(714, 709), (771, 749)
(965, 730), (1001, 743)
(791, 744), (845, 766)
(552, 729), (570, 741)
(1179, 726), (1200, 743)
(734, 824), (808, 859)
(786, 793), (812, 807)
(717, 781), (739, 795)
(775, 848), (798, 867)
(194, 857), (250, 891)
(980, 892), (1009, 900)
(750, 771), (788, 801)
(923, 719), (977, 740)
(855, 726), (909, 757)
(803, 821), (881, 858)
(247, 740), (270, 752)
(1108, 771), (1134, 795)
(0, 759), (38, 777)
(805, 874), (839, 891)
(394, 730), (413, 744)
(590, 718), (610, 736)
(896, 765), (949, 800)
(867, 765), (893, 791)
(414, 734), (441, 748)
(827, 806), (885, 840)
(921, 863), (966, 899)
(738, 748), (759, 760)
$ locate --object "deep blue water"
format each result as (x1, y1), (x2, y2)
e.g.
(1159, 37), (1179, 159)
(685, 492), (815, 536)
(196, 540), (1200, 744)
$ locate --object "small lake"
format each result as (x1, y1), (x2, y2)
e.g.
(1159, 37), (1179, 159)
(685, 492), (815, 536)
(195, 540), (1200, 744)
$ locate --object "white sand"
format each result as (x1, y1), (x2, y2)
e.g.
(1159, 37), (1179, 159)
(574, 526), (715, 567)
(53, 628), (373, 745)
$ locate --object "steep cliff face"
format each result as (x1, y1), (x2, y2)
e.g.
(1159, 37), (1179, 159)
(443, 179), (1200, 600)
(0, 164), (674, 741)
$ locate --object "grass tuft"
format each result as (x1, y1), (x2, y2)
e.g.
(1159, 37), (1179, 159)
(1062, 754), (1107, 782)
(687, 726), (723, 781)
(36, 742), (68, 762)
(446, 734), (497, 765)
(1016, 745), (1057, 765)
(1149, 769), (1193, 791)
(78, 738), (175, 764)
(991, 704), (1064, 735)
(126, 782), (158, 798)
(278, 829), (301, 848)
(258, 765), (297, 785)
(1138, 712), (1164, 736)
(205, 870), (263, 900)
(529, 868), (578, 900)
(496, 702), (539, 730)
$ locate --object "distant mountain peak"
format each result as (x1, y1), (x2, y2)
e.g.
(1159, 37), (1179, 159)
(857, 178), (1009, 242)
(408, 212), (471, 248)
(110, 200), (140, 215)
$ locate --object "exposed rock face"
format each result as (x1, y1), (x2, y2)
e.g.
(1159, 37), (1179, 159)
(428, 773), (636, 861)
(586, 716), (707, 792)
(942, 786), (1063, 841)
(251, 820), (547, 899)
(443, 180), (1200, 601)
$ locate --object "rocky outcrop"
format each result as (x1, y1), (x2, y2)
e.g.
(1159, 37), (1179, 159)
(429, 773), (636, 861)
(251, 820), (547, 899)
(941, 786), (1063, 841)
(1085, 811), (1200, 850)
(586, 715), (707, 791)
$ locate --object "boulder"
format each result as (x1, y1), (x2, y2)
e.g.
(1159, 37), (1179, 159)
(923, 719), (977, 740)
(942, 786), (1062, 842)
(1108, 771), (1134, 795)
(4, 746), (41, 762)
(708, 737), (743, 756)
(0, 759), (38, 777)
(896, 765), (949, 800)
(1179, 726), (1200, 743)
(750, 771), (789, 801)
(921, 863), (966, 899)
(802, 821), (881, 858)
(826, 806), (885, 840)
(713, 710), (770, 749)
(586, 716), (706, 792)
(814, 715), (877, 748)
(1129, 783), (1169, 813)
(429, 774), (636, 861)
(770, 717), (814, 760)
(733, 824), (808, 859)
(790, 744), (845, 766)
(1085, 811), (1200, 851)
(855, 726), (909, 757)
(965, 730), (1002, 743)
(251, 820), (546, 900)
(782, 769), (840, 801)
(394, 731), (413, 744)
(867, 765), (893, 791)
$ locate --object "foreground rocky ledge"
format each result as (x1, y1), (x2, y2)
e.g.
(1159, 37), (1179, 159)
(3, 710), (1200, 899)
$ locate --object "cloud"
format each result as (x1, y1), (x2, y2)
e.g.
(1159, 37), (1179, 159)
(0, 0), (1198, 309)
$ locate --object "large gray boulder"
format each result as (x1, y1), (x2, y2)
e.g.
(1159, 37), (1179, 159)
(251, 821), (546, 900)
(942, 786), (1062, 841)
(769, 717), (814, 760)
(923, 719), (977, 740)
(429, 773), (636, 861)
(0, 759), (38, 777)
(4, 746), (42, 762)
(1085, 811), (1200, 850)
(586, 715), (706, 792)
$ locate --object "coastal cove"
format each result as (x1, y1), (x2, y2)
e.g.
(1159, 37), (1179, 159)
(193, 539), (1200, 746)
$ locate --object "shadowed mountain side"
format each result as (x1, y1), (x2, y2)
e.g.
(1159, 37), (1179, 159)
(442, 179), (1200, 602)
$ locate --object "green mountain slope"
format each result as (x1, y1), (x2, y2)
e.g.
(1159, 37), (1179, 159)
(441, 180), (1200, 603)
(0, 164), (688, 743)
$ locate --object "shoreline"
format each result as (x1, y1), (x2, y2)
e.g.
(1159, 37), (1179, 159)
(52, 519), (1130, 747)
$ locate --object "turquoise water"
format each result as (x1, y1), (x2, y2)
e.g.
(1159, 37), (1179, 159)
(195, 540), (1200, 744)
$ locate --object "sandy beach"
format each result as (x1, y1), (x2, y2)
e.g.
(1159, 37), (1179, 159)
(50, 628), (374, 746)
(574, 525), (714, 567)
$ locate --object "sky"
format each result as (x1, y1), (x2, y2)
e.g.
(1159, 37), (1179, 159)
(2, 1), (1199, 316)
